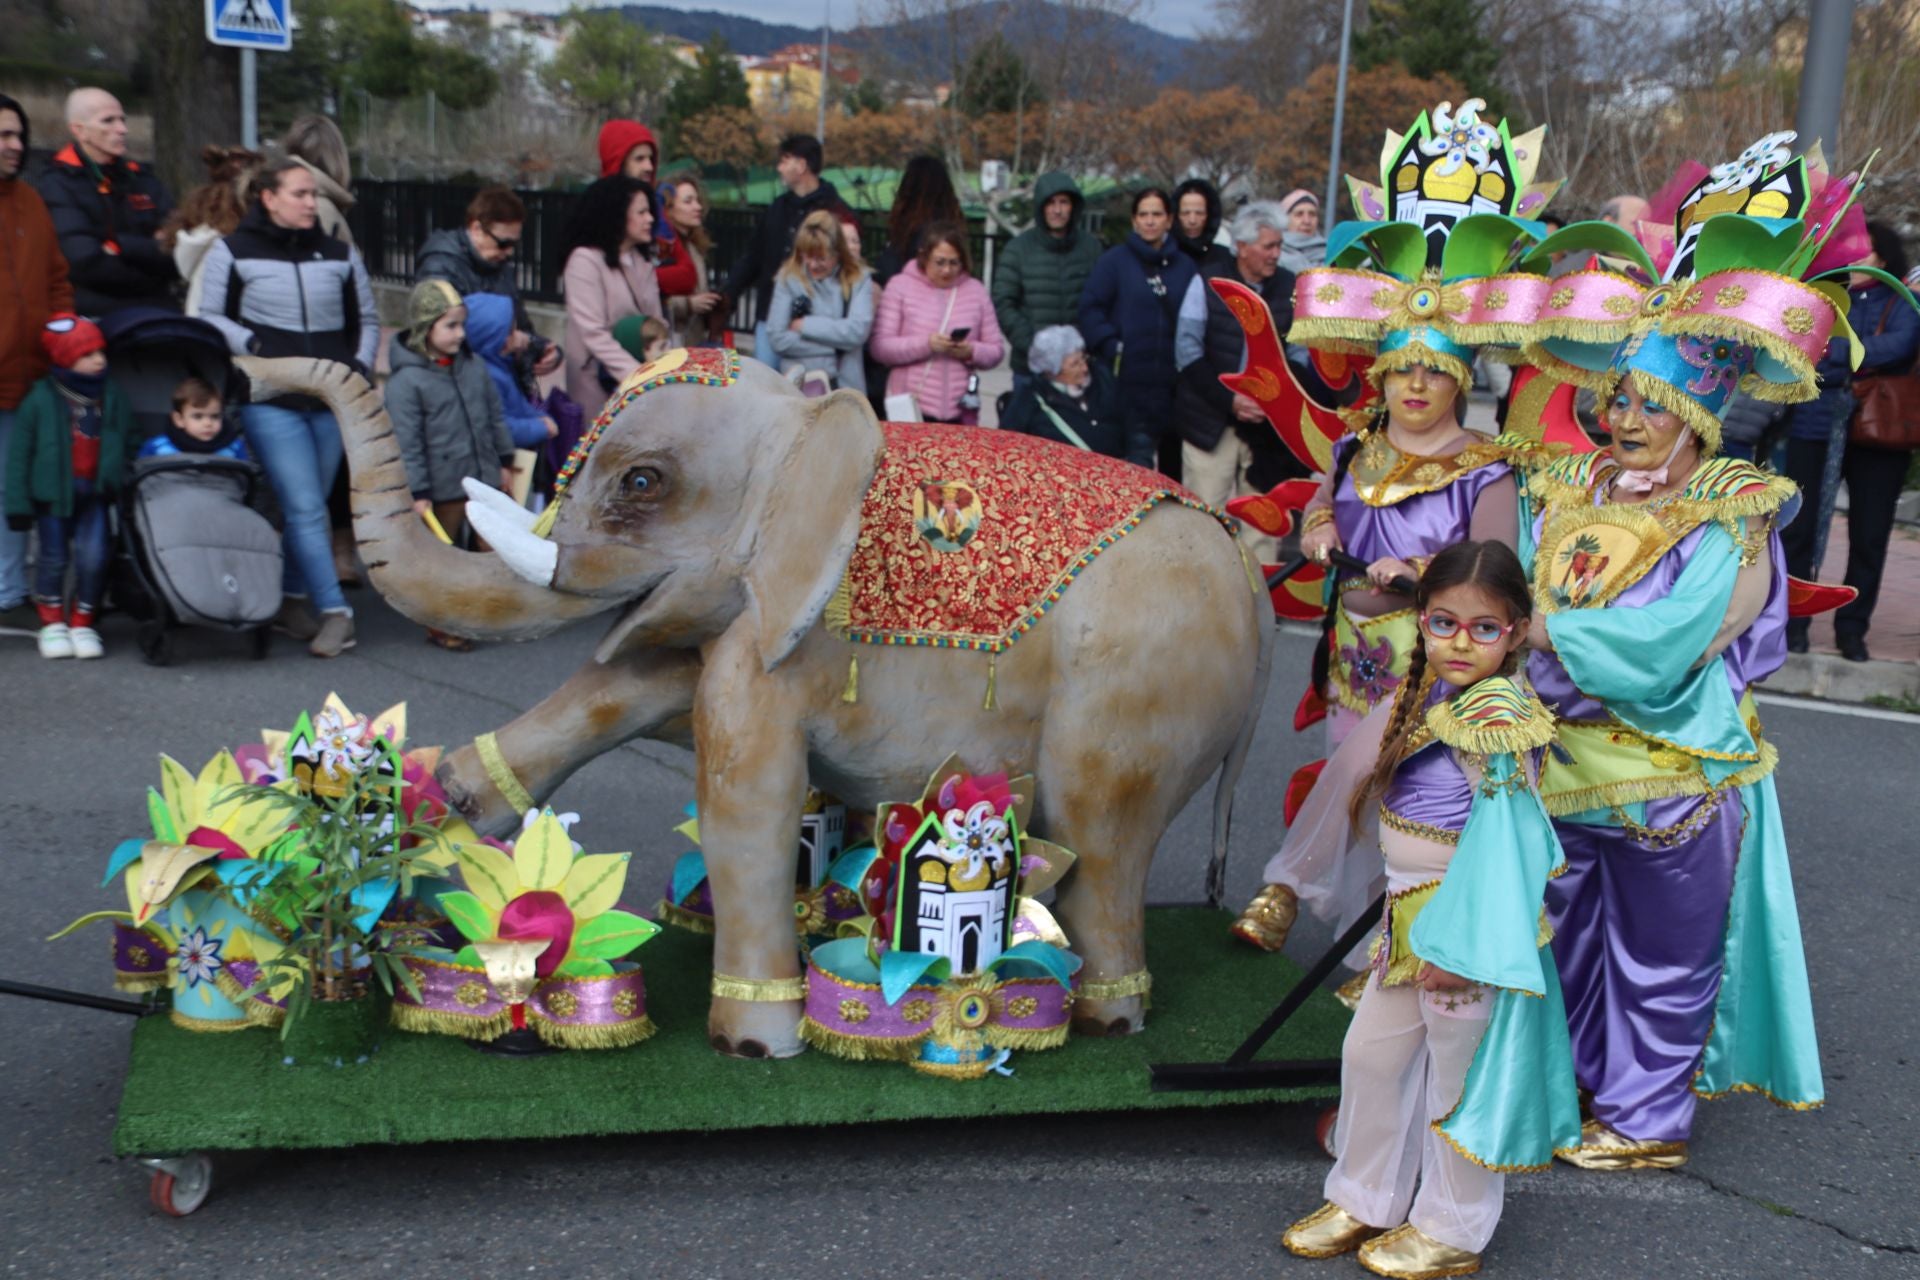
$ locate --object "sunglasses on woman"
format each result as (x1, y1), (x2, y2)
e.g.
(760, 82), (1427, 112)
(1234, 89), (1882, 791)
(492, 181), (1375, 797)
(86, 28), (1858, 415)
(1419, 611), (1517, 646)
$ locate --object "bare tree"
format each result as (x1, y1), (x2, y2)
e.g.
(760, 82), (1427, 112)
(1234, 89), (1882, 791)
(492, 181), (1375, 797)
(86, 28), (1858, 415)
(856, 0), (1144, 232)
(1194, 0), (1356, 108)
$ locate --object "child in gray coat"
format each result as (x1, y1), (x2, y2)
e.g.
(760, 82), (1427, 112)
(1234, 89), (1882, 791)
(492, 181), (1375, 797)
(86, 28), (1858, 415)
(386, 278), (517, 649)
(766, 210), (875, 393)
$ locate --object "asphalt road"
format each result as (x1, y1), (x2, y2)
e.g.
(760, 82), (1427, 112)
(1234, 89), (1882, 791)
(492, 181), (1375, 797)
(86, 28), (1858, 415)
(2, 598), (1915, 1279)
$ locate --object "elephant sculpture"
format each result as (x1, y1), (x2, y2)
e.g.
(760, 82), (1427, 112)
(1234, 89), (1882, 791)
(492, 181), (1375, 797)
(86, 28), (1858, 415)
(239, 352), (1271, 1059)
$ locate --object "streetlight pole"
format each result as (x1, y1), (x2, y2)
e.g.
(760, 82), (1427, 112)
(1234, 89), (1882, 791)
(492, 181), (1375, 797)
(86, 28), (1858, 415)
(1323, 0), (1357, 232)
(1793, 0), (1854, 158)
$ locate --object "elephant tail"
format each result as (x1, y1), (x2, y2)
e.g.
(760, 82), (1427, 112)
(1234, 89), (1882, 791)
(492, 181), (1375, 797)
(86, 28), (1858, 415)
(1204, 565), (1277, 909)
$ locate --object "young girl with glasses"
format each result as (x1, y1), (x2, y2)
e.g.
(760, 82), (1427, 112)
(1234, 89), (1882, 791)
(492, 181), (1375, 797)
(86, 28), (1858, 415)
(1280, 540), (1578, 1279)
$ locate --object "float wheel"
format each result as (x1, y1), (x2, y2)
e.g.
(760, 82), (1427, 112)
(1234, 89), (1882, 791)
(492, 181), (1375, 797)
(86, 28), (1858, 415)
(143, 1154), (213, 1216)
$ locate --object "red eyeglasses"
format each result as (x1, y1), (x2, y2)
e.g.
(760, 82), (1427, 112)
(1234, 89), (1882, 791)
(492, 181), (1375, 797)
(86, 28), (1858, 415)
(1420, 612), (1517, 647)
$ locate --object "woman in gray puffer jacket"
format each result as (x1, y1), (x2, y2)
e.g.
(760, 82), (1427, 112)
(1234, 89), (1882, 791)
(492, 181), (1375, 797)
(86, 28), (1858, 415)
(766, 210), (875, 393)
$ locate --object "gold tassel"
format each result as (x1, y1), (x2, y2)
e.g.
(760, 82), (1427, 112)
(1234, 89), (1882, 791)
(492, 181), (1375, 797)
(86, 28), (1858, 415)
(842, 656), (859, 704)
(533, 1014), (658, 1050)
(530, 500), (561, 538)
(983, 654), (997, 711)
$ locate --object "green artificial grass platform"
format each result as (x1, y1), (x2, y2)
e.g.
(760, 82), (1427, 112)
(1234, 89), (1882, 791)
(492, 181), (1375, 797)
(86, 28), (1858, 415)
(113, 907), (1347, 1157)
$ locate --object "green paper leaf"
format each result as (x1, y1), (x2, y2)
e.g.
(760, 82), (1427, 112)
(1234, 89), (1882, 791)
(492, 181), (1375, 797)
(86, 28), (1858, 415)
(1692, 216), (1800, 280)
(453, 944), (484, 968)
(456, 841), (519, 914)
(554, 956), (615, 978)
(561, 852), (632, 919)
(439, 890), (495, 943)
(1358, 222), (1428, 279)
(571, 909), (660, 960)
(46, 909), (136, 942)
(1519, 220), (1656, 277)
(1440, 214), (1535, 280)
(146, 788), (178, 844)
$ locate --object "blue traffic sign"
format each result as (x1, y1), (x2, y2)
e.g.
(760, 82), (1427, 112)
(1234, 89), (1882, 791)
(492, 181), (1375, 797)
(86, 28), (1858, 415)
(207, 0), (292, 51)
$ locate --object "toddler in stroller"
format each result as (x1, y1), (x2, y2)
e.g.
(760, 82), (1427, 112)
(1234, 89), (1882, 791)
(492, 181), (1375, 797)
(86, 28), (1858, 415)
(105, 309), (284, 665)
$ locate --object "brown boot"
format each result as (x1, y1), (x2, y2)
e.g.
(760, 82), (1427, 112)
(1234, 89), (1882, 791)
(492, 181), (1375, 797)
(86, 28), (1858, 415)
(1230, 883), (1298, 951)
(273, 595), (322, 641)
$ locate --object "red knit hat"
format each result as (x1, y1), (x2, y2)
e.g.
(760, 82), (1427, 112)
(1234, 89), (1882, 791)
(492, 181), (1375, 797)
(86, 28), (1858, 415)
(42, 314), (106, 369)
(597, 119), (657, 178)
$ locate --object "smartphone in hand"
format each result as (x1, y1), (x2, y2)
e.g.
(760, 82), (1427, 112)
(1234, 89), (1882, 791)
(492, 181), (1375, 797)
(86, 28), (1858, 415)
(947, 327), (971, 341)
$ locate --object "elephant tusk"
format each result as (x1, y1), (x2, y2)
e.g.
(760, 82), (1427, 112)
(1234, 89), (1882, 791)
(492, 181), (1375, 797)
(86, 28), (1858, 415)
(463, 477), (540, 533)
(466, 489), (558, 587)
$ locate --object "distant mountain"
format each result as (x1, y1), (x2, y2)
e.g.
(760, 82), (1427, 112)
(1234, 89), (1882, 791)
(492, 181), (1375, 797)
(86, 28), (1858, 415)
(618, 6), (818, 55)
(615, 2), (1195, 84)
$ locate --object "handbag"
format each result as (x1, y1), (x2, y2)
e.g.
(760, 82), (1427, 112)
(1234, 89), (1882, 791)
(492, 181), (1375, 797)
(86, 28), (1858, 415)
(1850, 297), (1920, 450)
(884, 286), (958, 423)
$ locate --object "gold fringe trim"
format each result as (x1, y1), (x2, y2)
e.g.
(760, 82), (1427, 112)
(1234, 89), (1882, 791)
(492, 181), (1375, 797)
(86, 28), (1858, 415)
(990, 1021), (1073, 1052)
(1736, 373), (1814, 405)
(908, 1057), (998, 1079)
(114, 971), (167, 994)
(1606, 370), (1725, 456)
(391, 1003), (515, 1040)
(214, 970), (287, 1027)
(842, 656), (859, 704)
(1519, 344), (1623, 392)
(1689, 1080), (1824, 1111)
(1540, 741), (1777, 817)
(1652, 310), (1819, 398)
(1379, 805), (1462, 846)
(1077, 969), (1153, 1002)
(711, 972), (806, 1002)
(799, 1017), (923, 1060)
(655, 899), (717, 934)
(1368, 342), (1475, 391)
(536, 1015), (656, 1050)
(169, 1008), (257, 1033)
(822, 572), (854, 637)
(1426, 691), (1556, 754)
(983, 653), (997, 711)
(1429, 1117), (1557, 1173)
(475, 732), (536, 815)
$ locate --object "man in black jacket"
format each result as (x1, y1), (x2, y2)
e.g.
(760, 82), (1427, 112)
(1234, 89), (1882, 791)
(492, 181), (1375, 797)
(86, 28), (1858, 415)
(721, 134), (850, 368)
(34, 88), (175, 316)
(415, 186), (561, 384)
(1172, 200), (1297, 561)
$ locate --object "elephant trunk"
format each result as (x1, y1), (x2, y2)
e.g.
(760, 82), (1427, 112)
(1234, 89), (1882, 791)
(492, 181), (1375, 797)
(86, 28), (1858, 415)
(238, 356), (617, 642)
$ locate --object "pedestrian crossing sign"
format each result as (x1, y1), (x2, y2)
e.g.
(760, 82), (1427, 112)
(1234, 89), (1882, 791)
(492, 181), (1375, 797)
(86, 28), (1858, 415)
(207, 0), (292, 50)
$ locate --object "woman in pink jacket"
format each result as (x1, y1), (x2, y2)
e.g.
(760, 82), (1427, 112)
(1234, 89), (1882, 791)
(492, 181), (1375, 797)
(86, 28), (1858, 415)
(560, 175), (664, 414)
(868, 221), (1004, 423)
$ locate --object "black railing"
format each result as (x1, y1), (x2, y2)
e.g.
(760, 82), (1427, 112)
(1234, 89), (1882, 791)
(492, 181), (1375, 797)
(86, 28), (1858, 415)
(347, 179), (1019, 331)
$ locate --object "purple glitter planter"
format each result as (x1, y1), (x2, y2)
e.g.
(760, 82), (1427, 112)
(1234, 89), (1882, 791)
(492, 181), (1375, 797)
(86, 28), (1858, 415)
(392, 954), (656, 1050)
(112, 923), (169, 991)
(800, 958), (1075, 1065)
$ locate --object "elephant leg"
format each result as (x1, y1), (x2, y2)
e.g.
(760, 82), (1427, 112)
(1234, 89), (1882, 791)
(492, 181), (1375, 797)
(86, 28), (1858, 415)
(438, 646), (701, 836)
(1040, 738), (1192, 1038)
(695, 634), (811, 1059)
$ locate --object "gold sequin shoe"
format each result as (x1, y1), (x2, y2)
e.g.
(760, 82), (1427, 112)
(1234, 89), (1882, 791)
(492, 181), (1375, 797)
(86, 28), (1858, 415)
(1334, 969), (1371, 1010)
(1281, 1201), (1385, 1258)
(1357, 1224), (1481, 1278)
(1555, 1117), (1687, 1170)
(1230, 883), (1298, 952)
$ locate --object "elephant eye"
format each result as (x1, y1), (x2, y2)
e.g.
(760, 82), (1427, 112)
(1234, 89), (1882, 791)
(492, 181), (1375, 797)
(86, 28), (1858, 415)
(622, 466), (664, 497)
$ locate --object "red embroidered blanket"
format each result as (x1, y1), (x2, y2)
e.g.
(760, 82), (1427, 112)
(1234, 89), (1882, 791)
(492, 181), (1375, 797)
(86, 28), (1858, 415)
(826, 423), (1231, 654)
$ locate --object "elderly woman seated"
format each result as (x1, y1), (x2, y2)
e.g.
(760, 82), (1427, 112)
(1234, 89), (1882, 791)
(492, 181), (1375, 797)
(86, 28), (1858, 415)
(999, 325), (1150, 464)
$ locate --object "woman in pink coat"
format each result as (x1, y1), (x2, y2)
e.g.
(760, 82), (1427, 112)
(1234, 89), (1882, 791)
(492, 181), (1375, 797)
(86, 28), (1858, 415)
(868, 221), (1004, 423)
(561, 175), (664, 414)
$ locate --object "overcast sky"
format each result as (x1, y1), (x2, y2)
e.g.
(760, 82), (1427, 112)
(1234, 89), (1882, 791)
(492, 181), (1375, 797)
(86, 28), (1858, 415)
(432, 0), (1216, 38)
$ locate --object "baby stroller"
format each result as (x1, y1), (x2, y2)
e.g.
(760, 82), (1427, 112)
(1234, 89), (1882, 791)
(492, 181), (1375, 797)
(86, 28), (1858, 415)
(101, 309), (283, 666)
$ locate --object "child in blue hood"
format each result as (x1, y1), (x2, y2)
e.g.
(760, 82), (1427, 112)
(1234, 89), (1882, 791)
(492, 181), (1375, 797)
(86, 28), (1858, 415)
(463, 292), (556, 451)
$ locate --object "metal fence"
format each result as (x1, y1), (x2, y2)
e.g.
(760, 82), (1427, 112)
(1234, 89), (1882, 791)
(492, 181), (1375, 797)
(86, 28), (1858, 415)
(346, 179), (1019, 331)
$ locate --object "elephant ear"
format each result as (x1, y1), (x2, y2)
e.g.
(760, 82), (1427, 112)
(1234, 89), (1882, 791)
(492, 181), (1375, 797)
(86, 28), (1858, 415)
(742, 388), (884, 672)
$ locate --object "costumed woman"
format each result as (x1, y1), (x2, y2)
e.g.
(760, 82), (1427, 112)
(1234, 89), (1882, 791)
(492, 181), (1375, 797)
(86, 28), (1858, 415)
(1281, 541), (1578, 1279)
(1515, 132), (1906, 1166)
(1230, 98), (1565, 957)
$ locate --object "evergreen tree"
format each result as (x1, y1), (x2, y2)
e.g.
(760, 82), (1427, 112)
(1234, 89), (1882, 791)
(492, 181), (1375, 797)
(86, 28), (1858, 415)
(1353, 0), (1506, 117)
(663, 35), (751, 142)
(952, 33), (1041, 120)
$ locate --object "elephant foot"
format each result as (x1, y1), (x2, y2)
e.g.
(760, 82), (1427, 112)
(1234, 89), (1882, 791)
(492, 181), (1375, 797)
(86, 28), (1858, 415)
(707, 996), (806, 1059)
(1070, 997), (1146, 1038)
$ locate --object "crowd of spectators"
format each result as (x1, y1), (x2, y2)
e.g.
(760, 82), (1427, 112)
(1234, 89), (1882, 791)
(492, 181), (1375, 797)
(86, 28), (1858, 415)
(4, 86), (1917, 664)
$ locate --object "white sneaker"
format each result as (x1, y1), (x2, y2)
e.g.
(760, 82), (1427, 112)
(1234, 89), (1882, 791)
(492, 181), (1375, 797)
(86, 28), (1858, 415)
(38, 623), (73, 659)
(69, 626), (103, 659)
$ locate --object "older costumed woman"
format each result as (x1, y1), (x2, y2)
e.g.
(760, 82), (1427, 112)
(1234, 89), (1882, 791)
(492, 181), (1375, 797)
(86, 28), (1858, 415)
(1229, 99), (1563, 960)
(1517, 133), (1914, 1168)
